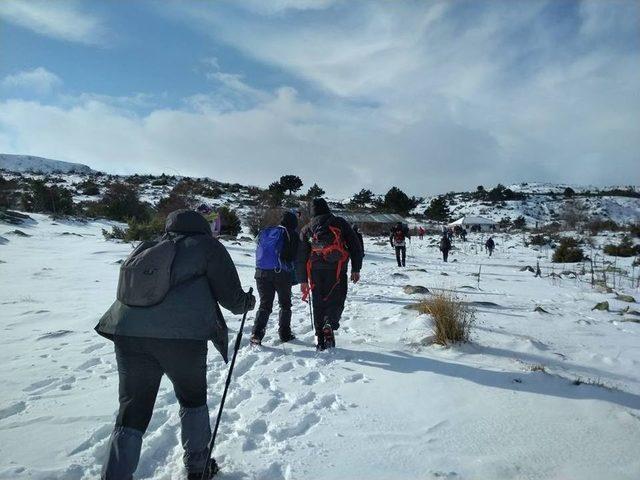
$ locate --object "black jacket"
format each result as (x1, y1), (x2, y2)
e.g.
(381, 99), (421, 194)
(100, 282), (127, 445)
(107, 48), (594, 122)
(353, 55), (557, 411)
(96, 210), (249, 362)
(297, 213), (363, 283)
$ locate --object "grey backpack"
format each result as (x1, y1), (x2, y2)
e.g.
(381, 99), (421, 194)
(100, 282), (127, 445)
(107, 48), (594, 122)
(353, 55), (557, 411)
(117, 235), (184, 307)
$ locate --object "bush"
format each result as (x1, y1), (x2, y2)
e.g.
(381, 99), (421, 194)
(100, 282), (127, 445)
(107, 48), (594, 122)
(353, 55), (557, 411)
(102, 215), (165, 242)
(21, 179), (75, 215)
(0, 175), (20, 208)
(603, 236), (640, 257)
(585, 219), (620, 235)
(173, 178), (221, 198)
(418, 293), (474, 346)
(156, 193), (192, 218)
(77, 179), (100, 196)
(552, 237), (584, 263)
(529, 234), (551, 246)
(218, 206), (241, 236)
(630, 223), (640, 238)
(89, 182), (149, 221)
(247, 207), (285, 236)
(513, 215), (526, 229)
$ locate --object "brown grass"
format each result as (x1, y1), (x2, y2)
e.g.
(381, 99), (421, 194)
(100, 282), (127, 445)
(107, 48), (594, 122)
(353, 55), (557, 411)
(418, 292), (474, 346)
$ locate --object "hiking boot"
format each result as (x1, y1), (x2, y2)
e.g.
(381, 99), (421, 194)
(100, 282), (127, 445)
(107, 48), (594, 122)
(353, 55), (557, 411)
(322, 323), (335, 349)
(279, 332), (296, 343)
(187, 458), (219, 479)
(249, 335), (261, 346)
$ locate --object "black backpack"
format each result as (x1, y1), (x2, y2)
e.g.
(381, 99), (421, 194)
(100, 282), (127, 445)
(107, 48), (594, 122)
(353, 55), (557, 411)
(117, 235), (185, 307)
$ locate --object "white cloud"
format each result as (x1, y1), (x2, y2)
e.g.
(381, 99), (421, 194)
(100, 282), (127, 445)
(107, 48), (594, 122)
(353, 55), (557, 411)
(1, 67), (62, 95)
(0, 0), (107, 44)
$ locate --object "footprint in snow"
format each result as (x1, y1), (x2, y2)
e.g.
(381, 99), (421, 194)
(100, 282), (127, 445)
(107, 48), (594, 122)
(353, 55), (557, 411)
(289, 391), (316, 410)
(298, 371), (325, 386)
(77, 357), (101, 371)
(343, 373), (368, 384)
(0, 401), (26, 420)
(267, 412), (320, 441)
(81, 343), (104, 354)
(276, 361), (294, 373)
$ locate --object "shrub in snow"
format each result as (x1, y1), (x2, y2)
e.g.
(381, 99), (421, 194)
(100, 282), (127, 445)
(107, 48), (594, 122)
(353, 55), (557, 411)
(419, 292), (474, 346)
(603, 236), (640, 257)
(21, 179), (75, 215)
(552, 238), (584, 263)
(88, 182), (149, 222)
(218, 206), (242, 236)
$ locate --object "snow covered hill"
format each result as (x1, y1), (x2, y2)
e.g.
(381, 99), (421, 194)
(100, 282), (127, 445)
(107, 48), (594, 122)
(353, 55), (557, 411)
(414, 182), (640, 226)
(0, 154), (94, 174)
(1, 213), (639, 479)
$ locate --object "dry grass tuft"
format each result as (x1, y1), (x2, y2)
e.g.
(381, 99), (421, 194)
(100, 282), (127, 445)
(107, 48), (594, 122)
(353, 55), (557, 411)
(419, 292), (475, 346)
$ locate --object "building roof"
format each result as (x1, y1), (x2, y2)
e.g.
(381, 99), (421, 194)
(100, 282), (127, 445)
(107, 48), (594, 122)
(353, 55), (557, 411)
(447, 216), (496, 227)
(335, 211), (406, 224)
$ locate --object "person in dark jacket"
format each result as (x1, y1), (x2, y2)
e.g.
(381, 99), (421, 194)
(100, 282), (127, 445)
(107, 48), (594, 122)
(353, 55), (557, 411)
(297, 198), (363, 350)
(250, 211), (299, 345)
(96, 210), (255, 480)
(390, 222), (409, 267)
(439, 233), (452, 262)
(485, 236), (495, 256)
(352, 224), (365, 258)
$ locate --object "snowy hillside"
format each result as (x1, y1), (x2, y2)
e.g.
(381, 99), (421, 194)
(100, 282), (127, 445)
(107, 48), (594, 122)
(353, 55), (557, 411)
(1, 212), (640, 479)
(414, 182), (640, 226)
(0, 154), (94, 174)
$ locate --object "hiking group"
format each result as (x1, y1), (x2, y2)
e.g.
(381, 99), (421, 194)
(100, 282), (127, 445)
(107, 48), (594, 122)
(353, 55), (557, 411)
(95, 198), (363, 479)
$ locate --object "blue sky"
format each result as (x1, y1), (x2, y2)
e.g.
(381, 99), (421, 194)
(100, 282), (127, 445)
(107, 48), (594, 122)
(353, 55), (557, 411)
(0, 0), (638, 196)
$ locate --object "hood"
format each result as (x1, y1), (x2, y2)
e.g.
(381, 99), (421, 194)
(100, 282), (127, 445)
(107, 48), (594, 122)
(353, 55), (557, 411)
(165, 209), (211, 234)
(352, 224), (359, 232)
(311, 198), (331, 217)
(280, 211), (298, 231)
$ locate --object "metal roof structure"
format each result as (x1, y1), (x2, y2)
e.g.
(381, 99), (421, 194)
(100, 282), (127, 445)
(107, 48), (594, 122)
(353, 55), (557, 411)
(447, 216), (497, 227)
(335, 211), (406, 224)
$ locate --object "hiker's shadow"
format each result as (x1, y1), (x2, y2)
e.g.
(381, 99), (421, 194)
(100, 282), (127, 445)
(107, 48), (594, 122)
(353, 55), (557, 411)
(344, 348), (640, 411)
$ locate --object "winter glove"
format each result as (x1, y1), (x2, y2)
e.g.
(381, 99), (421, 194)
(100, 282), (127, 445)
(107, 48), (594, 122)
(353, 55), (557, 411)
(246, 292), (256, 312)
(350, 272), (360, 284)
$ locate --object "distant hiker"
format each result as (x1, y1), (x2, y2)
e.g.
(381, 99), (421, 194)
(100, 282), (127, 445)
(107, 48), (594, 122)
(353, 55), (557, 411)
(207, 210), (222, 237)
(298, 198), (363, 350)
(390, 222), (410, 267)
(96, 209), (255, 480)
(353, 224), (365, 258)
(418, 226), (425, 240)
(485, 236), (495, 256)
(439, 233), (452, 262)
(460, 228), (467, 242)
(250, 211), (299, 346)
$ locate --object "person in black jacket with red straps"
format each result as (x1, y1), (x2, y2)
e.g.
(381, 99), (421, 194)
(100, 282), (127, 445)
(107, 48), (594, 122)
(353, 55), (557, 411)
(297, 198), (363, 350)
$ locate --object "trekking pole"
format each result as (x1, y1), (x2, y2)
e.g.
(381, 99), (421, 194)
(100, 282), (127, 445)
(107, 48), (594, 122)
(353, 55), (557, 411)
(201, 287), (253, 480)
(308, 291), (314, 334)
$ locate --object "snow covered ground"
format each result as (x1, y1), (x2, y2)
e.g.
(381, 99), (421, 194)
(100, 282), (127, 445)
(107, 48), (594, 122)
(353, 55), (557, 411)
(1, 214), (640, 480)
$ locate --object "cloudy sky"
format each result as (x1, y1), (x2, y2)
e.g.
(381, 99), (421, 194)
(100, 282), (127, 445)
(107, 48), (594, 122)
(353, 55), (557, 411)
(0, 0), (638, 196)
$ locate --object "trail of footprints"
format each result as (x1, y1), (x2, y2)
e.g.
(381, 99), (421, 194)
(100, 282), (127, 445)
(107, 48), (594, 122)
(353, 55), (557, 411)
(58, 311), (372, 479)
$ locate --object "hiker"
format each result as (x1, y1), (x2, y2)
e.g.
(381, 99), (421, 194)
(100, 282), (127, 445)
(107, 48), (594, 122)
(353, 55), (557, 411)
(298, 198), (363, 350)
(250, 211), (299, 346)
(439, 233), (452, 262)
(390, 222), (410, 267)
(485, 236), (495, 256)
(460, 228), (467, 242)
(418, 226), (425, 240)
(95, 209), (255, 480)
(353, 224), (365, 258)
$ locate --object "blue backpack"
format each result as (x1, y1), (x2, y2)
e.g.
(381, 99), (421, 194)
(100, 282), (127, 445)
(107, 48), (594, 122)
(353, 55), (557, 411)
(256, 226), (294, 272)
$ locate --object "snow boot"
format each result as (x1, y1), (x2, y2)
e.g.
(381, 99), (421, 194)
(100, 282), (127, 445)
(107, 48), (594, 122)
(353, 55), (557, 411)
(278, 310), (294, 343)
(187, 459), (219, 479)
(180, 405), (212, 477)
(250, 335), (261, 346)
(322, 323), (335, 349)
(101, 426), (143, 480)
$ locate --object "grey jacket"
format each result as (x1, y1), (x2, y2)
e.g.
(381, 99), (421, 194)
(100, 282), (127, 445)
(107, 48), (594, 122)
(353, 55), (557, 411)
(96, 210), (250, 362)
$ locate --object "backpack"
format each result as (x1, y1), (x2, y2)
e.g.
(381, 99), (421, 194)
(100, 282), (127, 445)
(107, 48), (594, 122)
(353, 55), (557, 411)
(304, 222), (349, 301)
(393, 229), (405, 245)
(256, 226), (293, 272)
(440, 236), (451, 251)
(116, 235), (184, 307)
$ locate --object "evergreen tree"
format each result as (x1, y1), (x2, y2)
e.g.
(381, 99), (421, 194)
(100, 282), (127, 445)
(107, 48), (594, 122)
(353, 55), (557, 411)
(279, 175), (303, 195)
(306, 183), (325, 198)
(424, 196), (450, 221)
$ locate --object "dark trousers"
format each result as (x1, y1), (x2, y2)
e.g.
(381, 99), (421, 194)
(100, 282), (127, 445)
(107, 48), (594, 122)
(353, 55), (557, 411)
(310, 268), (348, 340)
(395, 246), (406, 267)
(252, 273), (293, 341)
(442, 249), (449, 262)
(102, 336), (211, 479)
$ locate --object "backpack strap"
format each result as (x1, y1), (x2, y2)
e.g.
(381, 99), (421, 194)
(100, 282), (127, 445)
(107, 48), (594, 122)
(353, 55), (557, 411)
(304, 225), (349, 302)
